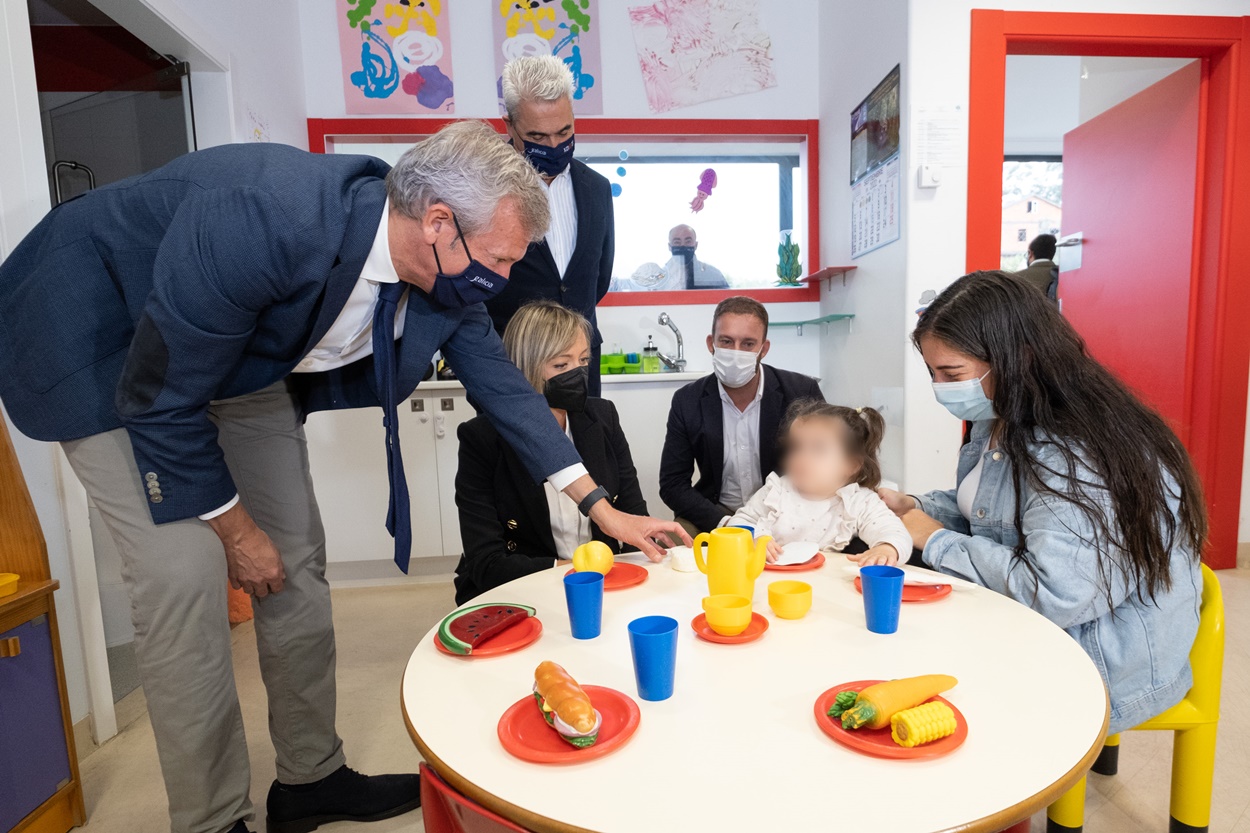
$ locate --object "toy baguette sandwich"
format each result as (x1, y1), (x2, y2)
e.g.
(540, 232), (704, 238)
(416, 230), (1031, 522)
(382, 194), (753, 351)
(533, 661), (602, 748)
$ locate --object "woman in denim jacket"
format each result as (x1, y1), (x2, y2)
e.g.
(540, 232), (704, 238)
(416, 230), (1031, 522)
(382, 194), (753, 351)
(880, 272), (1204, 734)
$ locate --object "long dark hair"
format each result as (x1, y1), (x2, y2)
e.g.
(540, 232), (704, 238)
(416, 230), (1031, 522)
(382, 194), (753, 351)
(914, 271), (1205, 603)
(781, 399), (887, 490)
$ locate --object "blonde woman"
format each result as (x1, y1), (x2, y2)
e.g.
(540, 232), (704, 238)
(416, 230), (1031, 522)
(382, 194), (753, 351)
(454, 301), (648, 603)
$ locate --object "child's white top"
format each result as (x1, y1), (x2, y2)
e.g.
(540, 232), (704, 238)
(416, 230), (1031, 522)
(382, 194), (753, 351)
(726, 473), (912, 559)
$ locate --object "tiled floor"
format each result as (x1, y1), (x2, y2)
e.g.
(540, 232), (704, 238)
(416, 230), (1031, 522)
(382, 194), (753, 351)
(76, 571), (1250, 833)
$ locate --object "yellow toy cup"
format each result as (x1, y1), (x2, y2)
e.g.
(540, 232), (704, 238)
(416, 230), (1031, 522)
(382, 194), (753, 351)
(572, 541), (614, 575)
(768, 580), (812, 620)
(702, 594), (752, 636)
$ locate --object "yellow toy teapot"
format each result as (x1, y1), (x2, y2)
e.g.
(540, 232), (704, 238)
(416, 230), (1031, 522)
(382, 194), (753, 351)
(692, 527), (770, 600)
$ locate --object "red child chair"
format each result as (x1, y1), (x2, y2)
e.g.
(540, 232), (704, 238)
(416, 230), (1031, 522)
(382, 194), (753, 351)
(420, 763), (533, 833)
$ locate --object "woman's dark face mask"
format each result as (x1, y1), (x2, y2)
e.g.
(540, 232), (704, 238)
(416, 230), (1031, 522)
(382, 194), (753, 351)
(544, 365), (588, 412)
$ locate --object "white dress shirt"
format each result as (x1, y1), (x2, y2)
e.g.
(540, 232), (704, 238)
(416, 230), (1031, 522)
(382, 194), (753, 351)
(199, 197), (588, 520)
(717, 366), (765, 513)
(544, 166), (578, 277)
(543, 420), (592, 560)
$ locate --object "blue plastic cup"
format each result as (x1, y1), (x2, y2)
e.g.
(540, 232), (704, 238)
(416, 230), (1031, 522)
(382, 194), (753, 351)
(627, 615), (678, 701)
(729, 524), (755, 536)
(860, 565), (905, 634)
(564, 572), (604, 639)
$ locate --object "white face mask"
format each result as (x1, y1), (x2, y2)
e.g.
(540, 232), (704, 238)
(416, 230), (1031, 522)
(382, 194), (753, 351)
(712, 347), (760, 389)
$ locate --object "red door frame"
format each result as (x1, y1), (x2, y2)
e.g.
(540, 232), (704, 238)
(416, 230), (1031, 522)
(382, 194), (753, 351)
(967, 11), (1250, 570)
(306, 117), (824, 305)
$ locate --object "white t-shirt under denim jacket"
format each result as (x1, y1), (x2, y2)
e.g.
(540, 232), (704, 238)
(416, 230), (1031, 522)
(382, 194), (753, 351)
(726, 473), (913, 561)
(917, 420), (1202, 735)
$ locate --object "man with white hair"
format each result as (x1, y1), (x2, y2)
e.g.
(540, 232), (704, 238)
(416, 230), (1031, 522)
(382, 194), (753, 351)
(488, 54), (614, 395)
(0, 120), (687, 833)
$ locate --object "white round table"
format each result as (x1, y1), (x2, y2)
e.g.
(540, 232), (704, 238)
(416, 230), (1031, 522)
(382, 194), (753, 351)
(402, 554), (1109, 833)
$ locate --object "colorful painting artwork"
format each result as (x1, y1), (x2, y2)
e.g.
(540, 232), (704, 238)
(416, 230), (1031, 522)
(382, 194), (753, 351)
(627, 0), (776, 114)
(492, 0), (603, 116)
(337, 0), (455, 115)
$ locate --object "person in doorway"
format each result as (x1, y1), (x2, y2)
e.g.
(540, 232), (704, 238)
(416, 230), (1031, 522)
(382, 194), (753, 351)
(880, 272), (1203, 734)
(659, 296), (824, 536)
(0, 120), (687, 833)
(487, 55), (614, 395)
(664, 224), (729, 289)
(454, 301), (649, 604)
(1015, 233), (1059, 299)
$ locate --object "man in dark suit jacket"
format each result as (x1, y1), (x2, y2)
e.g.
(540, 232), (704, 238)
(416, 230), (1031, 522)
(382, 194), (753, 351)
(0, 122), (683, 833)
(660, 297), (825, 534)
(1015, 233), (1059, 300)
(488, 55), (613, 395)
(454, 396), (647, 605)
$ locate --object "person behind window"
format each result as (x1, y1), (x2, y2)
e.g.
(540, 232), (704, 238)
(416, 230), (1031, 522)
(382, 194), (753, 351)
(1015, 233), (1059, 300)
(454, 301), (648, 604)
(663, 224), (729, 289)
(659, 296), (824, 536)
(487, 55), (615, 395)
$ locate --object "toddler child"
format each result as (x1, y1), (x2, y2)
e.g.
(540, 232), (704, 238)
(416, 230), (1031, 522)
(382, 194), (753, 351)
(727, 400), (910, 566)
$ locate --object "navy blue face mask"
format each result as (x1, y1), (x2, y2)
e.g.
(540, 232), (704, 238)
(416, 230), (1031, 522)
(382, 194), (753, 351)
(520, 134), (575, 177)
(428, 215), (507, 309)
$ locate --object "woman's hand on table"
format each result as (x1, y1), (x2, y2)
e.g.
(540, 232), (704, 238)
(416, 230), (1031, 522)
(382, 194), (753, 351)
(878, 487), (917, 517)
(901, 509), (945, 551)
(845, 543), (900, 567)
(591, 504), (693, 562)
(764, 539), (783, 564)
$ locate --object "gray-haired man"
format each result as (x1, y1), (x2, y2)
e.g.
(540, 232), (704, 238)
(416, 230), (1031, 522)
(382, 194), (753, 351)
(0, 120), (688, 833)
(488, 54), (615, 395)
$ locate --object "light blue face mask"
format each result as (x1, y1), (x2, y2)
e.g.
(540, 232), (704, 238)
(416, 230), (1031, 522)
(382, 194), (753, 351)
(932, 370), (996, 421)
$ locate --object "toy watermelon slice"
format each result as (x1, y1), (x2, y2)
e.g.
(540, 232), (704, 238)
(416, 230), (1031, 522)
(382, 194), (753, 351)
(437, 603), (536, 655)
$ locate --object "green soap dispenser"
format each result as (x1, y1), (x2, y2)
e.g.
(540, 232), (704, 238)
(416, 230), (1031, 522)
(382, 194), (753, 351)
(642, 335), (661, 373)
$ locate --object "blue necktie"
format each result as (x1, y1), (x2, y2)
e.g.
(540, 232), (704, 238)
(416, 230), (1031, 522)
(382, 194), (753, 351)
(372, 281), (411, 573)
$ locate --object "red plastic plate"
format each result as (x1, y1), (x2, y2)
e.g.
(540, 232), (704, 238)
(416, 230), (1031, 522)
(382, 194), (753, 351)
(564, 562), (649, 590)
(813, 680), (968, 760)
(853, 575), (952, 603)
(434, 617), (543, 658)
(764, 552), (826, 572)
(690, 612), (769, 644)
(497, 685), (641, 764)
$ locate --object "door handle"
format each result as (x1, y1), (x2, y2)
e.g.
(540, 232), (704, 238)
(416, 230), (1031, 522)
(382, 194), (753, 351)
(0, 636), (20, 658)
(434, 413), (446, 439)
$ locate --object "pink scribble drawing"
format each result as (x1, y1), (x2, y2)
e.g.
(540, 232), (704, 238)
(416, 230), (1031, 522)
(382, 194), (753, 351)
(690, 168), (717, 212)
(627, 0), (777, 114)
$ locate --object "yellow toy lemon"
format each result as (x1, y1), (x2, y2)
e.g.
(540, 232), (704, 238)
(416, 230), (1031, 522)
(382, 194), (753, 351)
(572, 541), (614, 575)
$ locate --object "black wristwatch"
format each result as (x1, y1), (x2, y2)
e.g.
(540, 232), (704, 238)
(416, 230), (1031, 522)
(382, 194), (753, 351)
(577, 485), (610, 517)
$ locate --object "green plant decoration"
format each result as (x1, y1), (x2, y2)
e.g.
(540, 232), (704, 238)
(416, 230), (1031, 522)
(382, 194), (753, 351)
(776, 233), (803, 286)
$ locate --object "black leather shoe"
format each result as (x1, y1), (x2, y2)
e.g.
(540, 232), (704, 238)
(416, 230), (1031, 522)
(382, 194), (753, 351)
(265, 766), (421, 833)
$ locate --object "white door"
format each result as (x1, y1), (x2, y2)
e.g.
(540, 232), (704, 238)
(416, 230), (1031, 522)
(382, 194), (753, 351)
(429, 390), (477, 557)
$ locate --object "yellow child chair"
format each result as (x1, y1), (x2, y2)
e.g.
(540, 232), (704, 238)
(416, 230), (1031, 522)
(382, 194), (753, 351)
(1047, 564), (1224, 833)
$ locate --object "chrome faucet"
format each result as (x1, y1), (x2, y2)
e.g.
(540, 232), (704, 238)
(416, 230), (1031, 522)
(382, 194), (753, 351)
(656, 312), (686, 371)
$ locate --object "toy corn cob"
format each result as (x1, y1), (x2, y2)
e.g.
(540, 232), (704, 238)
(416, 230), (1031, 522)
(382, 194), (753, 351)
(891, 701), (958, 747)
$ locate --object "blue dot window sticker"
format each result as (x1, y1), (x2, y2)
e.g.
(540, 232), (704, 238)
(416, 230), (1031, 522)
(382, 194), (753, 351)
(610, 182), (623, 197)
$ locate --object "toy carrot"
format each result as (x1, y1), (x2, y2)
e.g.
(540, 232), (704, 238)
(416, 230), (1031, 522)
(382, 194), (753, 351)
(840, 675), (958, 730)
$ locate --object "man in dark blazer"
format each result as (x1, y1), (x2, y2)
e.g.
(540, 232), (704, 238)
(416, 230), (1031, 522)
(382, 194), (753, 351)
(0, 122), (684, 833)
(660, 297), (825, 535)
(488, 55), (613, 395)
(1015, 233), (1059, 300)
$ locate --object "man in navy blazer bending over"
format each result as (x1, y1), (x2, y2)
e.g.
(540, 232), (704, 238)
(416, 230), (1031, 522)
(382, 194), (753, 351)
(0, 120), (686, 833)
(660, 297), (825, 536)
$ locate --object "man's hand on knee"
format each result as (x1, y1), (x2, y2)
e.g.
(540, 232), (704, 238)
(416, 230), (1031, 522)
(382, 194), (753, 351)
(206, 503), (287, 597)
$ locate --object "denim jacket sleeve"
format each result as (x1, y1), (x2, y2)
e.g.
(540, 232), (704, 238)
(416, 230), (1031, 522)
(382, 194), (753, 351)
(915, 489), (970, 535)
(922, 492), (1135, 630)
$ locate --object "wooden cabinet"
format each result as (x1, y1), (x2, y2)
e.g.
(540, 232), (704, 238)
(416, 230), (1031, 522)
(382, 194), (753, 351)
(0, 420), (85, 833)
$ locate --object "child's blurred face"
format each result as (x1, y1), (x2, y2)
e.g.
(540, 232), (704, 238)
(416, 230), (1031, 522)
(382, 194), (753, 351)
(784, 416), (860, 495)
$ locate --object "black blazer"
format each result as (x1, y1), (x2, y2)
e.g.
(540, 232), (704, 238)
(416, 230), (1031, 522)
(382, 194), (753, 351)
(484, 159), (614, 393)
(454, 397), (646, 605)
(659, 366), (824, 533)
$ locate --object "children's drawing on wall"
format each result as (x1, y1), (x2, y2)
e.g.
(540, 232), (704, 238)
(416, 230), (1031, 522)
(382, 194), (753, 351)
(337, 0), (455, 115)
(245, 107), (271, 143)
(493, 0), (604, 115)
(627, 0), (776, 114)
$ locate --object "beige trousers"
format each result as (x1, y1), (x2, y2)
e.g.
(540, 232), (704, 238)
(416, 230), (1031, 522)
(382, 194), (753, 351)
(62, 381), (344, 833)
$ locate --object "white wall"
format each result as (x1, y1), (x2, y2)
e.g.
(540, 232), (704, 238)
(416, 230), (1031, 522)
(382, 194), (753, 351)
(1004, 55), (1080, 156)
(1080, 56), (1193, 123)
(814, 0), (909, 483)
(298, 0), (819, 120)
(903, 0), (1250, 497)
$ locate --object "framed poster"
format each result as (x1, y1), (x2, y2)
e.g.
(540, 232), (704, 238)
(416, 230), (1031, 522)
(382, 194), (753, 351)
(850, 64), (900, 184)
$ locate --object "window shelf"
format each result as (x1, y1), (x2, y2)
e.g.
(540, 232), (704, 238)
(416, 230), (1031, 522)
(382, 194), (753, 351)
(799, 265), (858, 290)
(771, 313), (855, 336)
